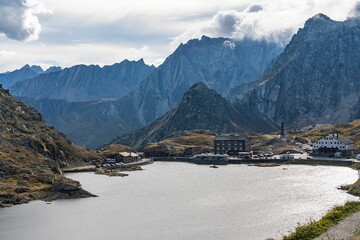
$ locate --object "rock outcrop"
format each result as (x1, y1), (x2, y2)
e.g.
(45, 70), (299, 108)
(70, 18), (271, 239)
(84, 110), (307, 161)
(0, 86), (101, 207)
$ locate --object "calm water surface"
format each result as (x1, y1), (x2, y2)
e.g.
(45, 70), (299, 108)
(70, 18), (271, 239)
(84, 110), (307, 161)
(0, 163), (358, 240)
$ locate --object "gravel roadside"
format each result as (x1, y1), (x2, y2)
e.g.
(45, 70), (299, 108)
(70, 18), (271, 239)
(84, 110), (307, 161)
(315, 211), (360, 240)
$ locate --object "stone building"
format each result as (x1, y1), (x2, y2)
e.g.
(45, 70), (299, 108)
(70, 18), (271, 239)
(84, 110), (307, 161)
(213, 135), (250, 155)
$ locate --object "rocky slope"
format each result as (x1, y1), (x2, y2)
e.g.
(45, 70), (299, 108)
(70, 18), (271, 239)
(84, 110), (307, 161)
(0, 65), (44, 89)
(130, 36), (282, 124)
(112, 83), (277, 149)
(11, 59), (155, 102)
(20, 96), (142, 149)
(239, 14), (360, 129)
(0, 86), (102, 207)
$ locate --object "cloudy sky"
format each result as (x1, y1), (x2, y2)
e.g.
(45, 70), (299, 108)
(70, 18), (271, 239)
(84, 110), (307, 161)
(0, 0), (358, 72)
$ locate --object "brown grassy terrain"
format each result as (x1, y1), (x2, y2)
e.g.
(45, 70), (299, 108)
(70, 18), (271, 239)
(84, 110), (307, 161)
(142, 130), (215, 157)
(294, 120), (360, 151)
(141, 130), (305, 156)
(0, 87), (102, 207)
(98, 144), (136, 158)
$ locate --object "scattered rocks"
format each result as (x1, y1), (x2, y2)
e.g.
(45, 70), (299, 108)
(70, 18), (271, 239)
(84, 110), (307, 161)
(44, 179), (97, 201)
(36, 174), (55, 184)
(0, 193), (29, 205)
(14, 186), (29, 193)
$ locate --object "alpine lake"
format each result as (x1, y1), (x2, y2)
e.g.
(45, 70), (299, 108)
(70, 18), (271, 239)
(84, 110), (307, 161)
(0, 162), (358, 240)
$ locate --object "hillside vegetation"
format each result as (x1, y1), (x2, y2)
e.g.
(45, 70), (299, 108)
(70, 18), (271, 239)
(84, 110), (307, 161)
(294, 120), (360, 151)
(143, 130), (215, 157)
(0, 87), (102, 207)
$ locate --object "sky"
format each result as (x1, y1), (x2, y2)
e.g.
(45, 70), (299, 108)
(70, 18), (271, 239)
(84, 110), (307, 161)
(0, 0), (358, 72)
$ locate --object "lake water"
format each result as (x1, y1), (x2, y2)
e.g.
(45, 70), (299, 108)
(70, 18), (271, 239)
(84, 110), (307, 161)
(0, 163), (359, 240)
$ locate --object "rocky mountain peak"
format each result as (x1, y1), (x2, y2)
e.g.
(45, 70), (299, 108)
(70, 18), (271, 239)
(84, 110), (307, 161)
(112, 83), (247, 149)
(20, 64), (31, 69)
(130, 36), (283, 125)
(239, 14), (360, 130)
(19, 64), (44, 74)
(29, 65), (44, 74)
(306, 13), (332, 24)
(44, 66), (62, 74)
(182, 82), (211, 99)
(10, 59), (155, 102)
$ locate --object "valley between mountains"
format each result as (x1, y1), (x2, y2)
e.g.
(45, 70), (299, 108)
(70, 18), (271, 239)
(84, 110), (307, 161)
(1, 13), (360, 240)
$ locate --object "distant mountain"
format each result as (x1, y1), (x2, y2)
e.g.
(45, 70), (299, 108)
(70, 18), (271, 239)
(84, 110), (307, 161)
(227, 81), (257, 103)
(11, 59), (155, 102)
(44, 66), (62, 74)
(239, 14), (360, 129)
(15, 37), (281, 148)
(129, 36), (283, 124)
(21, 96), (143, 149)
(112, 82), (275, 149)
(0, 65), (43, 89)
(0, 86), (101, 207)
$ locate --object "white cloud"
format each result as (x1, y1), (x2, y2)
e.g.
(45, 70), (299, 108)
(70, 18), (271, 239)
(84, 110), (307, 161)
(0, 0), (359, 72)
(0, 50), (16, 57)
(0, 0), (50, 41)
(348, 1), (360, 19)
(171, 0), (358, 47)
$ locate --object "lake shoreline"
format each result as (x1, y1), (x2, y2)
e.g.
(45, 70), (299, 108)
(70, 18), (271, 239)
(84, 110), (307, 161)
(0, 159), (358, 209)
(0, 163), (358, 240)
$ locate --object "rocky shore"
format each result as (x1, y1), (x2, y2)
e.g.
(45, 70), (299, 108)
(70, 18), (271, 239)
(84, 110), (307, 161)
(0, 86), (102, 208)
(0, 177), (96, 208)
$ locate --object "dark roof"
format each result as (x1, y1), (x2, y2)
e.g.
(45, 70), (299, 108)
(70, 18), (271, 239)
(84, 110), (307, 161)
(337, 136), (353, 145)
(314, 134), (353, 145)
(214, 135), (247, 141)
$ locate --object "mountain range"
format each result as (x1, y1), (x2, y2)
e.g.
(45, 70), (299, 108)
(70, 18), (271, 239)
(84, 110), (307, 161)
(112, 82), (251, 149)
(21, 96), (142, 148)
(5, 13), (360, 150)
(11, 59), (155, 102)
(238, 14), (360, 129)
(0, 64), (44, 89)
(8, 37), (282, 148)
(129, 36), (283, 124)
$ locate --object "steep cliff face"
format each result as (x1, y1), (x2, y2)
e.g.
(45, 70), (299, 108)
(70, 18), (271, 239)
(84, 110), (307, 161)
(0, 65), (43, 89)
(21, 96), (142, 149)
(130, 36), (282, 124)
(240, 14), (360, 129)
(10, 59), (155, 102)
(113, 83), (266, 149)
(0, 87), (101, 207)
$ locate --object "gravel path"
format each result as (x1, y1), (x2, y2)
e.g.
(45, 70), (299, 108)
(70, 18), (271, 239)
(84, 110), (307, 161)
(315, 211), (360, 240)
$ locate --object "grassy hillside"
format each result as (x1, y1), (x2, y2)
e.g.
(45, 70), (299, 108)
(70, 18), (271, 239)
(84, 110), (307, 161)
(0, 87), (102, 207)
(294, 120), (360, 151)
(142, 130), (215, 157)
(141, 130), (304, 157)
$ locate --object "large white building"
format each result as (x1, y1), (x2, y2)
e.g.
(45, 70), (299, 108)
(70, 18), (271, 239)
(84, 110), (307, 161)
(311, 134), (354, 157)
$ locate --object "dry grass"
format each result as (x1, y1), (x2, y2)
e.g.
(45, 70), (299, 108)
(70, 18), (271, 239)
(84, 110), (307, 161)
(295, 120), (360, 151)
